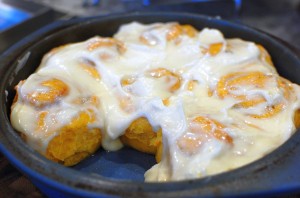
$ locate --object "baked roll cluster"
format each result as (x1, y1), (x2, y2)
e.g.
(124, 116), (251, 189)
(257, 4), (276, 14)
(11, 22), (300, 181)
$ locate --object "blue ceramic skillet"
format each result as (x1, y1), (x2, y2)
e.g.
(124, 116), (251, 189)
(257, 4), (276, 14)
(0, 12), (300, 197)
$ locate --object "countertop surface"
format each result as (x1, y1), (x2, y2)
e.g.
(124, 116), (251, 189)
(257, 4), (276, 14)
(30, 0), (300, 49)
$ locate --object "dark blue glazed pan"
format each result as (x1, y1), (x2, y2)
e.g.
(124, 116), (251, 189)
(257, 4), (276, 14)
(0, 12), (300, 197)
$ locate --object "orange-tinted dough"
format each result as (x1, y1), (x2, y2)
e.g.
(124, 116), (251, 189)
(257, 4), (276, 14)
(25, 78), (69, 107)
(10, 25), (300, 170)
(294, 109), (300, 129)
(148, 68), (181, 92)
(120, 117), (162, 162)
(216, 71), (296, 119)
(177, 116), (233, 155)
(257, 44), (274, 66)
(46, 111), (101, 166)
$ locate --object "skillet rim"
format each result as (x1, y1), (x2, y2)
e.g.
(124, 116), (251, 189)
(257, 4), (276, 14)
(0, 11), (300, 197)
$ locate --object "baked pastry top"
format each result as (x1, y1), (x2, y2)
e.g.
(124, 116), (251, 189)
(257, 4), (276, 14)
(11, 22), (300, 181)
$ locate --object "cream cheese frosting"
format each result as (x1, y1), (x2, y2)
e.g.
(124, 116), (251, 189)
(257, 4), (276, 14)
(11, 22), (300, 181)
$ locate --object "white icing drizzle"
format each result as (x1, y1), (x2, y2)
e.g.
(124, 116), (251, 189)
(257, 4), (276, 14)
(10, 22), (300, 182)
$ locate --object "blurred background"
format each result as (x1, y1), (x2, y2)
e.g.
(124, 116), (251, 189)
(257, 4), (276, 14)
(0, 0), (299, 53)
(0, 0), (299, 197)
